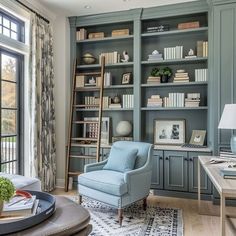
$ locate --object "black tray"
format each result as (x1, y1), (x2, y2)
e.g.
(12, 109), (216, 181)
(0, 190), (56, 235)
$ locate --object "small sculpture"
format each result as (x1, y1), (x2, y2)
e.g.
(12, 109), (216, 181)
(121, 51), (129, 62)
(188, 49), (195, 56)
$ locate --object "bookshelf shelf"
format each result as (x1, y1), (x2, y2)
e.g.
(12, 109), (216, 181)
(76, 108), (133, 112)
(141, 27), (208, 38)
(77, 62), (133, 69)
(77, 35), (133, 43)
(141, 57), (207, 65)
(141, 106), (208, 111)
(141, 81), (208, 88)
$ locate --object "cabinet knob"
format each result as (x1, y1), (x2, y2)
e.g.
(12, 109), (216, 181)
(189, 158), (193, 161)
(159, 156), (163, 160)
(184, 157), (188, 161)
(165, 157), (169, 160)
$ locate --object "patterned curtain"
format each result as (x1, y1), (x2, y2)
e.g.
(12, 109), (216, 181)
(29, 13), (56, 192)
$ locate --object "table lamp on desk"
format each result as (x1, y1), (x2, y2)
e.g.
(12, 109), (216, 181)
(218, 104), (236, 154)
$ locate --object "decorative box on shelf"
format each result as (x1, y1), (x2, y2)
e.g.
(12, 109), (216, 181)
(88, 32), (105, 39)
(111, 29), (129, 37)
(177, 21), (200, 30)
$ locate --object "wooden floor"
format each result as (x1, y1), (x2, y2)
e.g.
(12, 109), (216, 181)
(52, 188), (236, 236)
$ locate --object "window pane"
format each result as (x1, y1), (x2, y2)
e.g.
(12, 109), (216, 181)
(0, 16), (2, 25)
(3, 17), (10, 28)
(11, 22), (17, 32)
(1, 109), (17, 135)
(11, 31), (17, 40)
(1, 54), (16, 82)
(1, 136), (16, 163)
(1, 81), (16, 108)
(0, 26), (2, 34)
(3, 27), (10, 37)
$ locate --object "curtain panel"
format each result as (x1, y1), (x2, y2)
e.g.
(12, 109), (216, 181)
(29, 13), (56, 192)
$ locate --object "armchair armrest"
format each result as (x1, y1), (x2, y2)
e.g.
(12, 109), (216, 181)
(84, 159), (108, 173)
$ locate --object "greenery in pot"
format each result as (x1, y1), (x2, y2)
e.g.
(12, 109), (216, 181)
(0, 177), (15, 214)
(161, 67), (172, 77)
(150, 67), (162, 77)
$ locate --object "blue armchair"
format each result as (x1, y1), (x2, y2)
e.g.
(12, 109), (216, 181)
(78, 141), (153, 225)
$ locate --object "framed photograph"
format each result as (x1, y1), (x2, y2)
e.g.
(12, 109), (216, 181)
(121, 72), (132, 84)
(189, 130), (206, 146)
(83, 117), (110, 145)
(154, 119), (185, 145)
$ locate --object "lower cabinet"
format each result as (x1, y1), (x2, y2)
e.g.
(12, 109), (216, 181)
(164, 151), (188, 192)
(151, 150), (212, 195)
(151, 151), (164, 189)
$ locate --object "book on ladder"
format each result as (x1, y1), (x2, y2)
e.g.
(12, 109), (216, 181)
(65, 56), (105, 191)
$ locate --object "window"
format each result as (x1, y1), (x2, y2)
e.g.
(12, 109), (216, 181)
(0, 49), (23, 174)
(0, 9), (25, 42)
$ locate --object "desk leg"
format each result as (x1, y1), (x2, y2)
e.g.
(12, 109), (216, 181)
(198, 158), (201, 213)
(221, 194), (226, 236)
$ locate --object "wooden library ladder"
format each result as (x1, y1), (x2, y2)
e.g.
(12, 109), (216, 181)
(65, 56), (105, 191)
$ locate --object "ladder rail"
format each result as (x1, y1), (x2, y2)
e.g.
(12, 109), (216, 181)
(65, 60), (77, 191)
(96, 56), (105, 162)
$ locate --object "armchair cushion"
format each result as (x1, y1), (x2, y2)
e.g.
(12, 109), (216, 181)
(103, 146), (138, 173)
(78, 170), (128, 196)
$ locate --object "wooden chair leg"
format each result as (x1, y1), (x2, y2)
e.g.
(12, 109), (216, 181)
(143, 198), (147, 211)
(118, 208), (123, 226)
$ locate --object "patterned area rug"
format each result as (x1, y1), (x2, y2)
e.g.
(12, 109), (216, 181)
(73, 197), (183, 236)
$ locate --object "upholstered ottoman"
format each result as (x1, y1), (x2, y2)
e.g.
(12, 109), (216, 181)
(0, 172), (41, 191)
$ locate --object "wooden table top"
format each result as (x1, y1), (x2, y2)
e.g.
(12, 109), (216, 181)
(199, 156), (236, 195)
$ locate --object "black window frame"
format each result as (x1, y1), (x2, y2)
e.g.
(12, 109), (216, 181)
(0, 8), (25, 43)
(0, 47), (24, 174)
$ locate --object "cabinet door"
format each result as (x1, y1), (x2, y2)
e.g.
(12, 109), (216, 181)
(101, 148), (110, 161)
(188, 152), (212, 194)
(164, 151), (188, 191)
(151, 150), (164, 189)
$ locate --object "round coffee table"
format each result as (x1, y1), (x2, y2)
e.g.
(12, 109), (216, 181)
(8, 196), (91, 236)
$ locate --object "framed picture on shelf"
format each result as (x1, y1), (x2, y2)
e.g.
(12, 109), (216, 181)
(189, 130), (206, 146)
(154, 119), (185, 145)
(83, 117), (110, 145)
(121, 72), (132, 84)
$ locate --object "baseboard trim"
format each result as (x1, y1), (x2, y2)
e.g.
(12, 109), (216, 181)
(56, 178), (65, 189)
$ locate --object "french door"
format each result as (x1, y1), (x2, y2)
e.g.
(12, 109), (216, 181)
(0, 48), (23, 174)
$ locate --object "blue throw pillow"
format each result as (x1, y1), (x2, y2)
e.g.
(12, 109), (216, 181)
(103, 146), (138, 172)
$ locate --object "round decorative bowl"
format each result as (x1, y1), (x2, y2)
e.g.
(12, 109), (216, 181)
(82, 53), (96, 64)
(116, 121), (132, 136)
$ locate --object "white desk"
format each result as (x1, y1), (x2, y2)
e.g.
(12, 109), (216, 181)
(198, 156), (236, 236)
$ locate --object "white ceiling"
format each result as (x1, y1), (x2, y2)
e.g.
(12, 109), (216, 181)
(37, 0), (198, 17)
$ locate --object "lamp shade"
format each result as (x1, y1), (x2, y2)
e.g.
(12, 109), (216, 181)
(218, 104), (236, 129)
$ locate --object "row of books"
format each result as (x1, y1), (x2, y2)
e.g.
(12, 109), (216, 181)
(195, 69), (208, 82)
(1, 195), (39, 218)
(147, 92), (201, 108)
(99, 51), (120, 64)
(164, 46), (183, 60)
(76, 28), (87, 40)
(76, 72), (112, 88)
(197, 41), (208, 57)
(84, 95), (133, 109)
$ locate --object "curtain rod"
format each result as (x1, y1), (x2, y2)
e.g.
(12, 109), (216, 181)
(15, 0), (50, 24)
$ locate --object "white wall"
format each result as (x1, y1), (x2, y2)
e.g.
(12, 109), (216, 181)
(53, 16), (70, 188)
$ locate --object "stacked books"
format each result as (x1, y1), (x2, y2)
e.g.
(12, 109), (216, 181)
(84, 96), (111, 109)
(173, 69), (189, 83)
(109, 103), (122, 109)
(220, 168), (236, 179)
(1, 195), (39, 218)
(185, 93), (200, 107)
(147, 50), (163, 61)
(147, 76), (161, 84)
(164, 46), (183, 60)
(99, 51), (120, 64)
(178, 21), (200, 30)
(146, 25), (169, 33)
(220, 148), (236, 158)
(147, 95), (163, 107)
(195, 69), (208, 82)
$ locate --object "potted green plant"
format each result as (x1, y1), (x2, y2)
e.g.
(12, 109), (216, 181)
(0, 177), (15, 215)
(147, 67), (162, 84)
(160, 67), (172, 83)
